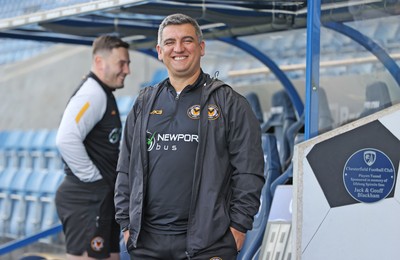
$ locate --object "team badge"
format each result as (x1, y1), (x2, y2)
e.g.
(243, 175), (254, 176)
(364, 150), (376, 166)
(187, 105), (201, 119)
(91, 236), (104, 252)
(207, 105), (220, 120)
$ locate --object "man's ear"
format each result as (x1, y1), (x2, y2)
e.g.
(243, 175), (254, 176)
(156, 45), (163, 61)
(94, 55), (103, 69)
(200, 41), (205, 57)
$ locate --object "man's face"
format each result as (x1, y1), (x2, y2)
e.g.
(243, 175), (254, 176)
(100, 47), (130, 89)
(157, 23), (205, 80)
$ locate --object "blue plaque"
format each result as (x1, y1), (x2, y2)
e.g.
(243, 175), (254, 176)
(343, 148), (395, 203)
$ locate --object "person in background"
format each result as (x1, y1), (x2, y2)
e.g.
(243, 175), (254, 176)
(114, 13), (265, 260)
(55, 34), (130, 260)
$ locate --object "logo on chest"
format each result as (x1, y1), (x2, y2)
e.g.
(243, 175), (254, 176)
(187, 104), (220, 120)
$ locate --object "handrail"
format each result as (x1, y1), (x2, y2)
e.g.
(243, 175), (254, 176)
(0, 224), (63, 256)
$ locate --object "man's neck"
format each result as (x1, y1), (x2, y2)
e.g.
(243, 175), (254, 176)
(169, 70), (201, 92)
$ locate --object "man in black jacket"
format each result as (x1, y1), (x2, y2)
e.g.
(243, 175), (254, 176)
(114, 13), (264, 259)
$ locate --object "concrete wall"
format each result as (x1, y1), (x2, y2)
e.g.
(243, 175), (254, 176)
(0, 44), (164, 130)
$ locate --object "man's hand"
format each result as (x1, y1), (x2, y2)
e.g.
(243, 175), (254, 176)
(123, 230), (130, 244)
(230, 226), (246, 252)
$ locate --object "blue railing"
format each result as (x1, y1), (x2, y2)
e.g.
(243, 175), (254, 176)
(0, 224), (63, 256)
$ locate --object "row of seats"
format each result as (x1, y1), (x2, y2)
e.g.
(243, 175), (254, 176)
(0, 95), (136, 243)
(0, 129), (63, 240)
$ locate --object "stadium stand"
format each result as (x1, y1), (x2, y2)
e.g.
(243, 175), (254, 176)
(245, 91), (265, 124)
(261, 90), (297, 171)
(1, 1), (400, 259)
(0, 94), (139, 257)
(0, 0), (89, 65)
(239, 134), (282, 260)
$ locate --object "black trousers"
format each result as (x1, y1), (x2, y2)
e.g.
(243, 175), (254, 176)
(129, 228), (238, 260)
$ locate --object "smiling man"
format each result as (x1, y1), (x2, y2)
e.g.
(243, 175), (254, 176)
(115, 13), (265, 260)
(56, 35), (130, 260)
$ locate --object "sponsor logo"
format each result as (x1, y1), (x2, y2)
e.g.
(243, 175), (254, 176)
(187, 105), (201, 119)
(91, 236), (104, 252)
(146, 131), (198, 152)
(109, 128), (121, 144)
(207, 105), (220, 120)
(146, 131), (156, 151)
(150, 109), (163, 115)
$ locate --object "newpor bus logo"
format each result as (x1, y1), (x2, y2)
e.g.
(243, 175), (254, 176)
(364, 150), (376, 166)
(146, 131), (156, 151)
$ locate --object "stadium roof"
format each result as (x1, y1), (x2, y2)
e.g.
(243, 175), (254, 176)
(0, 0), (398, 51)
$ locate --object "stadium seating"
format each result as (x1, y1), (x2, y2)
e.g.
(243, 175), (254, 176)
(0, 129), (64, 241)
(245, 91), (264, 124)
(238, 133), (282, 260)
(359, 81), (392, 118)
(0, 130), (24, 237)
(0, 95), (138, 253)
(261, 90), (297, 170)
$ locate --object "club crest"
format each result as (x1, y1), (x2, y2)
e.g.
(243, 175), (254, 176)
(91, 236), (104, 252)
(207, 104), (220, 120)
(187, 105), (201, 119)
(364, 150), (376, 166)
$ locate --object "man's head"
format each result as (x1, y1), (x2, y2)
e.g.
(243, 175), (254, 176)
(156, 13), (205, 82)
(157, 13), (203, 46)
(92, 35), (131, 89)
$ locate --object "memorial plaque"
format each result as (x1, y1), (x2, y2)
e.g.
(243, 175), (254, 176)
(343, 148), (395, 203)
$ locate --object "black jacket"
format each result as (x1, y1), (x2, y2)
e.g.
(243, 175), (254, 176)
(114, 73), (265, 257)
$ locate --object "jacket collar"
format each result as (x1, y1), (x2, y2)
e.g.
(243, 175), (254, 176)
(88, 71), (114, 95)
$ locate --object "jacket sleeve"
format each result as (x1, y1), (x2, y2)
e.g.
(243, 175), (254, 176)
(56, 80), (106, 182)
(114, 99), (138, 230)
(227, 92), (265, 233)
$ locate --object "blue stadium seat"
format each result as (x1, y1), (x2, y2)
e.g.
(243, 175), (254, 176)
(359, 81), (392, 118)
(0, 165), (17, 237)
(42, 129), (62, 170)
(6, 130), (38, 238)
(285, 113), (305, 165)
(2, 130), (23, 159)
(24, 169), (48, 236)
(117, 95), (137, 127)
(261, 90), (297, 170)
(318, 87), (334, 133)
(0, 131), (10, 170)
(117, 95), (136, 116)
(140, 68), (168, 88)
(245, 92), (264, 124)
(0, 130), (24, 237)
(7, 165), (33, 238)
(39, 169), (64, 235)
(238, 134), (282, 260)
(270, 163), (293, 197)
